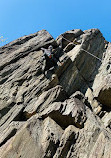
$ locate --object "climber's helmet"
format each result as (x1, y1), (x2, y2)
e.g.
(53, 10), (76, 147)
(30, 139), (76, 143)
(48, 45), (53, 51)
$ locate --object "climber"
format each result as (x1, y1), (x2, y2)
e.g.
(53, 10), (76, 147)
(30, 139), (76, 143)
(41, 45), (59, 76)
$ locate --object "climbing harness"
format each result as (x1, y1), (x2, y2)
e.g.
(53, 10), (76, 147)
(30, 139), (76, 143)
(47, 52), (52, 59)
(61, 36), (102, 62)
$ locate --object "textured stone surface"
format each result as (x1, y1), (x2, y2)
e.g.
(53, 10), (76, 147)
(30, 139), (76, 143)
(0, 121), (25, 147)
(0, 105), (24, 132)
(65, 108), (111, 158)
(53, 125), (79, 158)
(92, 43), (111, 108)
(0, 30), (57, 119)
(0, 117), (63, 158)
(0, 29), (111, 158)
(88, 132), (111, 158)
(39, 96), (87, 129)
(59, 29), (105, 95)
(56, 29), (84, 49)
(85, 88), (102, 114)
(102, 112), (111, 128)
(24, 85), (67, 118)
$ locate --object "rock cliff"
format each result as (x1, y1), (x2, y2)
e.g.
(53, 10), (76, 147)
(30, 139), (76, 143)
(0, 29), (111, 158)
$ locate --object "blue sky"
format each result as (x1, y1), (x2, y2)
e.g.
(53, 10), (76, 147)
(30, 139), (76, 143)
(0, 0), (111, 46)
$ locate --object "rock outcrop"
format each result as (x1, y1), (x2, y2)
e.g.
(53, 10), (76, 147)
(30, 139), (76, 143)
(0, 28), (111, 158)
(92, 43), (111, 107)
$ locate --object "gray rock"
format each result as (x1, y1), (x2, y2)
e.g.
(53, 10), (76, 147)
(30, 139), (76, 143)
(92, 43), (111, 107)
(0, 121), (25, 147)
(53, 125), (79, 158)
(85, 88), (102, 114)
(39, 96), (86, 129)
(0, 30), (57, 120)
(0, 28), (111, 158)
(65, 108), (111, 158)
(24, 85), (67, 118)
(102, 112), (111, 128)
(0, 117), (64, 158)
(88, 131), (111, 158)
(64, 43), (75, 53)
(59, 29), (105, 95)
(56, 29), (84, 49)
(0, 104), (24, 132)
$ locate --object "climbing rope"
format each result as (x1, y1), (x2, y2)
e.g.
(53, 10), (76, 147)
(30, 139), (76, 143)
(61, 36), (102, 62)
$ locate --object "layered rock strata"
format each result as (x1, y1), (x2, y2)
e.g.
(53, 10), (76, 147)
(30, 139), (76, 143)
(0, 29), (111, 158)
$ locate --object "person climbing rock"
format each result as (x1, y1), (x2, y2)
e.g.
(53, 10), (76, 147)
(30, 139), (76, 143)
(40, 38), (64, 77)
(40, 45), (58, 76)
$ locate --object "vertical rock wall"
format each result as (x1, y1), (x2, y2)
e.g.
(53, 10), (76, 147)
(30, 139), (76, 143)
(0, 29), (111, 158)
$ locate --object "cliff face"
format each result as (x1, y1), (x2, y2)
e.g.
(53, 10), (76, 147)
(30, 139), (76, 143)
(0, 29), (111, 158)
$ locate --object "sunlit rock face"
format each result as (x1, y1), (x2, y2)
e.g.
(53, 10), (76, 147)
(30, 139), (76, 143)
(0, 29), (111, 158)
